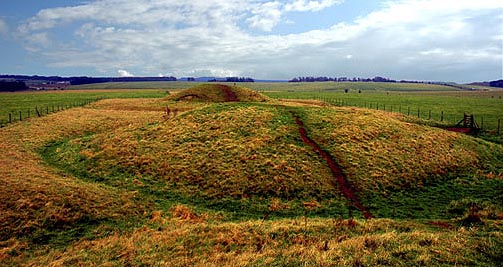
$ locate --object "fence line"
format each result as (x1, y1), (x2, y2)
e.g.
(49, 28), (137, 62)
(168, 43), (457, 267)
(271, 95), (501, 134)
(0, 97), (105, 128)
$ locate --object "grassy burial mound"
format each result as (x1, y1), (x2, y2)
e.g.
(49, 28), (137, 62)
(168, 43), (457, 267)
(42, 101), (503, 220)
(43, 104), (345, 218)
(167, 84), (270, 102)
(300, 107), (503, 219)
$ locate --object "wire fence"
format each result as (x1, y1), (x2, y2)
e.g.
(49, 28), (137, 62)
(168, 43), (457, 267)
(271, 95), (502, 134)
(0, 97), (105, 128)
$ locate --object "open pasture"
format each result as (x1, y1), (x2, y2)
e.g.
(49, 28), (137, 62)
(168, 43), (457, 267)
(0, 89), (168, 126)
(265, 90), (503, 132)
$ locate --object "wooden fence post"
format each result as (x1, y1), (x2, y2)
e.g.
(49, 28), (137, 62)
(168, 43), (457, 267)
(417, 108), (420, 118)
(19, 111), (22, 121)
(428, 110), (431, 120)
(498, 119), (501, 134)
(9, 113), (12, 123)
(441, 111), (444, 122)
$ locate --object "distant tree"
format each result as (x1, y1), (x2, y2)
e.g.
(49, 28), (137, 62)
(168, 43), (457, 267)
(226, 77), (254, 82)
(187, 77), (196, 81)
(0, 81), (28, 92)
(489, 79), (503, 88)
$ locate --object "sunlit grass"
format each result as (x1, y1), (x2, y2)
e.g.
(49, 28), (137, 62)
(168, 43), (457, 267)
(1, 86), (502, 266)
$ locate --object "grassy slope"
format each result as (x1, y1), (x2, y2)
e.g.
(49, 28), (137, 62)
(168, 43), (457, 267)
(1, 89), (502, 266)
(0, 103), (163, 245)
(301, 107), (503, 218)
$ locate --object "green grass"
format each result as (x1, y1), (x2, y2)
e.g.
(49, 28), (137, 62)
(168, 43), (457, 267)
(70, 81), (202, 90)
(69, 81), (459, 92)
(265, 90), (503, 134)
(0, 89), (168, 126)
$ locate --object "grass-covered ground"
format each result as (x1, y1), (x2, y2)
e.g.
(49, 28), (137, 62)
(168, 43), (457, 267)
(1, 84), (502, 266)
(265, 91), (503, 133)
(0, 89), (168, 126)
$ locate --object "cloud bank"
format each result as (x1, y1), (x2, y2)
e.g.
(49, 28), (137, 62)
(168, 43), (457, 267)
(15, 0), (503, 82)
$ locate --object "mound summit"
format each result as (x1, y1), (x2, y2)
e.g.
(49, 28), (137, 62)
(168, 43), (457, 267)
(168, 84), (269, 102)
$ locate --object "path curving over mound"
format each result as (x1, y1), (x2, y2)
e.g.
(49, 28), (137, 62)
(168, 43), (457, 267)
(168, 84), (269, 103)
(291, 111), (373, 219)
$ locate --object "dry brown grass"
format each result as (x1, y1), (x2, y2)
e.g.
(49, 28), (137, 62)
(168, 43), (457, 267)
(167, 84), (270, 103)
(71, 104), (336, 200)
(1, 97), (501, 266)
(304, 106), (482, 191)
(0, 105), (162, 243)
(11, 216), (501, 267)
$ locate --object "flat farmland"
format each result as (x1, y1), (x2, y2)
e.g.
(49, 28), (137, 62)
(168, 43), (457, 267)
(0, 89), (168, 126)
(265, 90), (503, 132)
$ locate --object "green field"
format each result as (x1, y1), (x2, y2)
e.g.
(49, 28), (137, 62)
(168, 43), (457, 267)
(70, 81), (473, 91)
(2, 82), (502, 137)
(0, 89), (168, 126)
(265, 91), (503, 131)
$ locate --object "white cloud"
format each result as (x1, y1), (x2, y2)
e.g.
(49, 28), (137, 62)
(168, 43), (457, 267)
(247, 2), (283, 31)
(117, 69), (134, 77)
(14, 0), (503, 82)
(285, 0), (343, 12)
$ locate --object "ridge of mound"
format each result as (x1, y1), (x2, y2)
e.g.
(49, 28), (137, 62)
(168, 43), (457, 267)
(168, 84), (269, 102)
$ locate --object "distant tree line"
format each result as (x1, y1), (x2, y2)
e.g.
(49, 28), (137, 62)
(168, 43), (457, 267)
(0, 75), (178, 86)
(69, 76), (177, 85)
(208, 77), (255, 83)
(0, 81), (28, 92)
(489, 79), (503, 88)
(289, 76), (396, 83)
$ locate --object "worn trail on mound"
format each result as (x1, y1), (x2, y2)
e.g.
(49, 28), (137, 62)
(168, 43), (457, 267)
(220, 85), (239, 102)
(291, 112), (374, 219)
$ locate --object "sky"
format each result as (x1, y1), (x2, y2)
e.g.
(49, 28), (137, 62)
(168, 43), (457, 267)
(0, 0), (502, 83)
